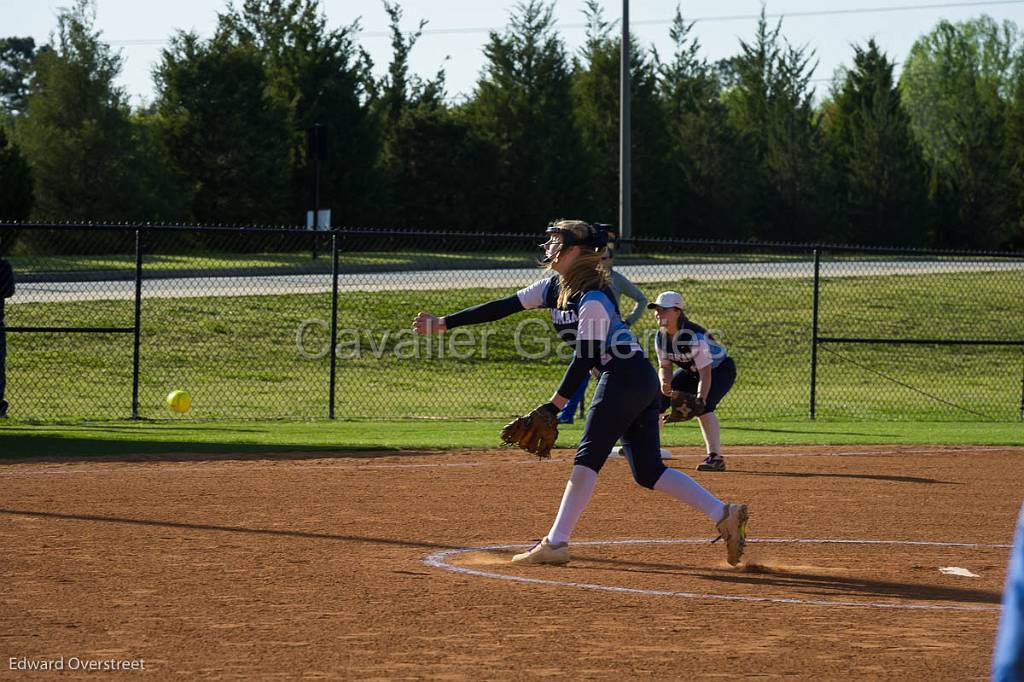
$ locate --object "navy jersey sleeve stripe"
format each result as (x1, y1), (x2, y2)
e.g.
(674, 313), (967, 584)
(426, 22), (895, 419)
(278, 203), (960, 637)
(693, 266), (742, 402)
(443, 294), (524, 329)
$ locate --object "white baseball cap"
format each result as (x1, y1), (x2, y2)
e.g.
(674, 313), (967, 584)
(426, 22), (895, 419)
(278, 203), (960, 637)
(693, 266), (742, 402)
(647, 291), (685, 311)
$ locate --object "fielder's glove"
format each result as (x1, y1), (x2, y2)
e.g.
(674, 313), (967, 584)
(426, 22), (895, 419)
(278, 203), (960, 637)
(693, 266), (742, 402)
(500, 402), (559, 458)
(663, 391), (706, 423)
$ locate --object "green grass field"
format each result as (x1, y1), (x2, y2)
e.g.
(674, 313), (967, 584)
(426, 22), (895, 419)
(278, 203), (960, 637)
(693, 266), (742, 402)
(1, 417), (1020, 458)
(4, 267), (1022, 424)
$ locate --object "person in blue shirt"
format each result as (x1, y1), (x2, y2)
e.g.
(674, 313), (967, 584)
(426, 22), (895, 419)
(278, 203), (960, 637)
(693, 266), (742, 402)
(650, 291), (737, 472)
(557, 230), (647, 424)
(993, 502), (1024, 681)
(413, 220), (748, 566)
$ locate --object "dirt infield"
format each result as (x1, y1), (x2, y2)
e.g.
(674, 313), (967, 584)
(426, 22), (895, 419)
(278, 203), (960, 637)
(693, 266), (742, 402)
(2, 444), (1021, 680)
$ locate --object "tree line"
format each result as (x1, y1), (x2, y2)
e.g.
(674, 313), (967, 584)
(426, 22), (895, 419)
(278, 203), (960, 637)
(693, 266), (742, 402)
(1, 0), (1023, 251)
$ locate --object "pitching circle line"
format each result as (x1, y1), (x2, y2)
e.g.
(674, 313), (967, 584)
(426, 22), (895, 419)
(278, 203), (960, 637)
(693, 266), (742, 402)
(422, 537), (1010, 612)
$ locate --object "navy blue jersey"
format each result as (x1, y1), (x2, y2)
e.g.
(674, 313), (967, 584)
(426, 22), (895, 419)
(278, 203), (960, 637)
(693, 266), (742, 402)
(655, 319), (727, 374)
(517, 275), (638, 350)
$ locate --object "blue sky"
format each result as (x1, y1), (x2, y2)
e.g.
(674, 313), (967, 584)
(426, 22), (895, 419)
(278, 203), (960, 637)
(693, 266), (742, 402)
(3, 0), (1023, 106)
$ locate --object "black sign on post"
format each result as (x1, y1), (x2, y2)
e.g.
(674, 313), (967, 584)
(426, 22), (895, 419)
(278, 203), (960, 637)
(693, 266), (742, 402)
(307, 124), (329, 259)
(308, 123), (329, 161)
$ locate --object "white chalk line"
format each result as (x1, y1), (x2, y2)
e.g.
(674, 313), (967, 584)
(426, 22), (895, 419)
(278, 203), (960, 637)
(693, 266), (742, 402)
(0, 445), (1003, 478)
(423, 537), (1009, 612)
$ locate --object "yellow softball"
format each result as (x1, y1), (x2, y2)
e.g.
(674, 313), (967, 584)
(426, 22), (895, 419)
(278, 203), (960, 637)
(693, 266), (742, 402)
(166, 390), (192, 414)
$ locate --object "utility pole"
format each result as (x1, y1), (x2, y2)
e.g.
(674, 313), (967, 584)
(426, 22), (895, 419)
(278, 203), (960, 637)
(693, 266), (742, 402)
(619, 0), (632, 251)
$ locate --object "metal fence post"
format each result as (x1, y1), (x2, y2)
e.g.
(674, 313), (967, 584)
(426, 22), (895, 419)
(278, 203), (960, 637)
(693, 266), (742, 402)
(809, 248), (821, 420)
(328, 232), (340, 419)
(131, 229), (144, 419)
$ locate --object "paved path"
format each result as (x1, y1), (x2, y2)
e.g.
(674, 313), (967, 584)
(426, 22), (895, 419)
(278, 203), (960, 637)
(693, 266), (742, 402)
(9, 260), (1024, 304)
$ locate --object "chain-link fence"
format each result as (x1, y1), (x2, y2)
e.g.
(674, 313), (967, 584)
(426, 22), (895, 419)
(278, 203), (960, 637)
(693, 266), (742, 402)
(1, 223), (1022, 422)
(811, 249), (1024, 421)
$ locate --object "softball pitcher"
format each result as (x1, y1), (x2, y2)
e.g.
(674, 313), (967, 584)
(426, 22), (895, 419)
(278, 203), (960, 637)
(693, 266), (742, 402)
(413, 220), (748, 566)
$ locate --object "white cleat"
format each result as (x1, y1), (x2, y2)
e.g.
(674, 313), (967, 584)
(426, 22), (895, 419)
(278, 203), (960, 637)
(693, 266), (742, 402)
(511, 538), (570, 565)
(714, 503), (749, 566)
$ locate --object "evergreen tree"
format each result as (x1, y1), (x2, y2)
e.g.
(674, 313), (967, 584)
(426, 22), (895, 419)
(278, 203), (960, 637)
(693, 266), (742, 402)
(14, 0), (172, 222)
(725, 10), (829, 242)
(154, 32), (291, 224)
(463, 0), (585, 230)
(823, 40), (930, 246)
(371, 3), (494, 229)
(129, 107), (195, 223)
(655, 9), (749, 240)
(373, 1), (435, 128)
(0, 126), (33, 221)
(215, 0), (377, 226)
(0, 37), (44, 117)
(1006, 61), (1024, 248)
(571, 1), (669, 235)
(569, 2), (618, 224)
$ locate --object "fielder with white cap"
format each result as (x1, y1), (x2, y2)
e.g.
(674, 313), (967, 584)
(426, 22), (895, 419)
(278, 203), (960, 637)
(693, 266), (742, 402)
(649, 291), (737, 472)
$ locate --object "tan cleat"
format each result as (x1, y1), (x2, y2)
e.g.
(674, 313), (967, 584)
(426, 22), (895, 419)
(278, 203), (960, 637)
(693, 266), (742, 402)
(511, 538), (570, 565)
(714, 503), (749, 566)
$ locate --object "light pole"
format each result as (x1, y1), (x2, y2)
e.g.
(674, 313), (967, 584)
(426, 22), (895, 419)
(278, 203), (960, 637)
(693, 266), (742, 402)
(619, 0), (632, 251)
